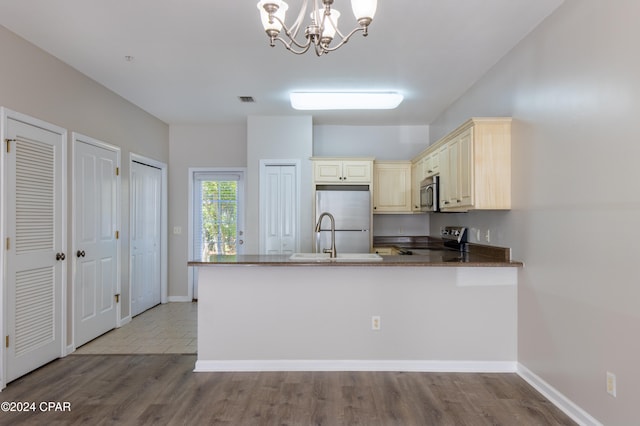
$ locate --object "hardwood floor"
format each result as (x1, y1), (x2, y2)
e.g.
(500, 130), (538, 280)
(0, 354), (576, 425)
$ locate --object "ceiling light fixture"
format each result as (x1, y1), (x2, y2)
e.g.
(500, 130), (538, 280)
(290, 92), (403, 110)
(257, 0), (377, 56)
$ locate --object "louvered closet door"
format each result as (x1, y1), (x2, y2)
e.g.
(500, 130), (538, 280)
(5, 116), (65, 383)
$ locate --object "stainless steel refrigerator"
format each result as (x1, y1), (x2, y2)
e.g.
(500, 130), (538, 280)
(315, 186), (371, 253)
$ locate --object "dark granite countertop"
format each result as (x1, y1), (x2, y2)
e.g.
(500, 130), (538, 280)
(187, 236), (522, 268)
(373, 235), (516, 263)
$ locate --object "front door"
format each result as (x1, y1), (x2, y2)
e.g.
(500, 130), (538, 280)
(3, 111), (66, 383)
(73, 135), (119, 347)
(191, 170), (245, 299)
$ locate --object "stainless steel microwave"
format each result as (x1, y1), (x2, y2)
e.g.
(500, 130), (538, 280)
(420, 175), (439, 212)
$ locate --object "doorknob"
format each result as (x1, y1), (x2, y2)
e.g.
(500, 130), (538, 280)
(77, 250), (86, 258)
(56, 252), (66, 261)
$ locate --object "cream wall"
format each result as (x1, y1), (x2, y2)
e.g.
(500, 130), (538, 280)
(168, 124), (246, 299)
(429, 1), (640, 423)
(0, 26), (168, 337)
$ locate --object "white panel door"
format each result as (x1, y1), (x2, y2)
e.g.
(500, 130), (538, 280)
(73, 138), (118, 347)
(130, 161), (161, 317)
(264, 165), (297, 254)
(4, 114), (65, 383)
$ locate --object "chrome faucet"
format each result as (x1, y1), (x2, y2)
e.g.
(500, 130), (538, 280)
(315, 212), (337, 258)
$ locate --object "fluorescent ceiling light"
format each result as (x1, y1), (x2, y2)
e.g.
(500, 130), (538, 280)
(290, 92), (403, 110)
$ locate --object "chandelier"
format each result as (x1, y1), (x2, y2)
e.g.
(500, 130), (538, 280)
(256, 0), (378, 56)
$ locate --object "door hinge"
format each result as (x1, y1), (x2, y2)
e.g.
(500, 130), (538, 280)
(5, 138), (15, 153)
(115, 294), (120, 303)
(5, 237), (9, 250)
(116, 167), (120, 176)
(115, 230), (119, 239)
(5, 335), (8, 348)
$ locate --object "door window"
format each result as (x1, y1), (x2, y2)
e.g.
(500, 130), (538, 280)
(193, 172), (244, 260)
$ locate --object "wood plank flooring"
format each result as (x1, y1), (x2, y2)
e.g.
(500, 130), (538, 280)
(0, 354), (576, 425)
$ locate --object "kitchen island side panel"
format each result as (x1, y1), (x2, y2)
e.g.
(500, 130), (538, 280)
(196, 266), (517, 369)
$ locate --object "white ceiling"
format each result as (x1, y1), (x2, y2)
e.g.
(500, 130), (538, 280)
(0, 0), (564, 126)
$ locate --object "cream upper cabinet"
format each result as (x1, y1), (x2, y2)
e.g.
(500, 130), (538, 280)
(438, 118), (511, 212)
(424, 151), (440, 177)
(373, 161), (412, 213)
(411, 160), (422, 212)
(312, 158), (373, 184)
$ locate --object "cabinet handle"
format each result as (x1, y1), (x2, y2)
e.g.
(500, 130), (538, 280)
(76, 250), (86, 258)
(374, 206), (377, 210)
(56, 252), (66, 261)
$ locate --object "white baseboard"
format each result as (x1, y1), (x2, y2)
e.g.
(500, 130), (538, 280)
(167, 296), (192, 302)
(517, 363), (602, 426)
(117, 316), (131, 328)
(65, 344), (75, 356)
(194, 359), (517, 373)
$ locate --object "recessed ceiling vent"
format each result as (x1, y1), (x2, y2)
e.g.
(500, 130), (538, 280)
(239, 96), (255, 103)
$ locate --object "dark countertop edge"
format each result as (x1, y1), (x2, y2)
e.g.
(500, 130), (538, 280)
(187, 259), (523, 268)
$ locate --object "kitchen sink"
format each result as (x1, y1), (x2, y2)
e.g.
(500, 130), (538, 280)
(289, 253), (383, 262)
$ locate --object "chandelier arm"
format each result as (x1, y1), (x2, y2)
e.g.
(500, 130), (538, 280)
(288, 0), (309, 39)
(321, 26), (365, 53)
(270, 15), (313, 50)
(273, 35), (313, 55)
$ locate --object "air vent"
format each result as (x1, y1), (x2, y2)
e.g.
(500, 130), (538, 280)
(238, 96), (255, 103)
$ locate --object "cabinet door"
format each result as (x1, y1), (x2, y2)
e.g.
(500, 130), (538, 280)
(457, 128), (474, 208)
(342, 161), (372, 183)
(448, 138), (461, 207)
(440, 129), (473, 211)
(373, 162), (411, 213)
(411, 161), (422, 212)
(424, 153), (440, 177)
(313, 160), (343, 183)
(430, 152), (440, 176)
(424, 155), (434, 177)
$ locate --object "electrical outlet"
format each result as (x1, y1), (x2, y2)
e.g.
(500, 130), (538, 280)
(606, 372), (617, 397)
(173, 226), (182, 235)
(371, 316), (381, 331)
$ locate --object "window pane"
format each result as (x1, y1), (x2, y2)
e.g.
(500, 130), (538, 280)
(196, 179), (238, 259)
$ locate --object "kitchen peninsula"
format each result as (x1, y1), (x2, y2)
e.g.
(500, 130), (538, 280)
(189, 252), (522, 373)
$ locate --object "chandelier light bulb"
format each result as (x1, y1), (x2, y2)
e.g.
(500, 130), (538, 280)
(320, 9), (340, 41)
(257, 0), (288, 34)
(351, 0), (377, 25)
